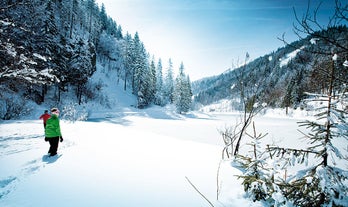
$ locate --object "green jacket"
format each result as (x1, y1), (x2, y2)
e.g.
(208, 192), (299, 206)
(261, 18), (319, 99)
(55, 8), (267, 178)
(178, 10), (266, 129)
(45, 114), (62, 138)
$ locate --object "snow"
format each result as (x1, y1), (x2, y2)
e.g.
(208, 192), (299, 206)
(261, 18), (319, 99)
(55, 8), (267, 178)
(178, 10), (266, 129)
(343, 60), (348, 67)
(279, 46), (305, 67)
(310, 38), (319, 44)
(0, 20), (12, 26)
(332, 54), (338, 61)
(0, 105), (316, 207)
(0, 62), (347, 207)
(33, 53), (47, 62)
(5, 43), (16, 57)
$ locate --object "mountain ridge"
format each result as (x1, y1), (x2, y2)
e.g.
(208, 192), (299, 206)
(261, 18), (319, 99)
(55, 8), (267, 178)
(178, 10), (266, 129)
(192, 26), (348, 110)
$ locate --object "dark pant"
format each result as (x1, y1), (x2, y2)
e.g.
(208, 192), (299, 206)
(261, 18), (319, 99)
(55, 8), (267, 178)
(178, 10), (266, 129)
(48, 137), (59, 156)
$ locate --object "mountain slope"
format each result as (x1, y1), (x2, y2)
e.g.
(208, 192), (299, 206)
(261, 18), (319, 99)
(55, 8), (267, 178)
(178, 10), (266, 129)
(192, 26), (348, 111)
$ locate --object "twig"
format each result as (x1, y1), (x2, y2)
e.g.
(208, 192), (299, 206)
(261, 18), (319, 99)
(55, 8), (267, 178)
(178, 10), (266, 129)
(267, 145), (319, 155)
(216, 160), (223, 200)
(185, 176), (215, 207)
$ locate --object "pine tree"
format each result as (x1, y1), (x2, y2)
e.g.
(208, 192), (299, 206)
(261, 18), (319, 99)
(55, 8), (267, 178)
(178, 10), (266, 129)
(164, 58), (174, 104)
(68, 38), (96, 104)
(148, 56), (157, 104)
(115, 25), (123, 40)
(291, 56), (347, 206)
(131, 32), (141, 94)
(282, 80), (294, 115)
(174, 62), (192, 113)
(99, 3), (108, 31)
(122, 33), (133, 91)
(154, 58), (165, 106)
(130, 32), (150, 108)
(236, 123), (273, 202)
(268, 55), (348, 206)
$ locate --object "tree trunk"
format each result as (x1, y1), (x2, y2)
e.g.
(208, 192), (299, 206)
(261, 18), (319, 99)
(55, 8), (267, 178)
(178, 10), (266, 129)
(323, 59), (335, 167)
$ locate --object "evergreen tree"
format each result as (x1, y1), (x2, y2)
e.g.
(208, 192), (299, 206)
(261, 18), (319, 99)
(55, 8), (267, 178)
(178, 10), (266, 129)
(130, 32), (141, 94)
(99, 3), (108, 31)
(86, 0), (101, 44)
(289, 56), (347, 206)
(268, 55), (348, 206)
(130, 32), (149, 108)
(38, 0), (60, 102)
(186, 75), (193, 104)
(164, 58), (174, 104)
(122, 33), (133, 91)
(67, 0), (79, 39)
(154, 58), (165, 106)
(68, 38), (96, 104)
(236, 123), (273, 202)
(174, 62), (192, 113)
(282, 78), (295, 114)
(116, 25), (123, 39)
(148, 56), (157, 104)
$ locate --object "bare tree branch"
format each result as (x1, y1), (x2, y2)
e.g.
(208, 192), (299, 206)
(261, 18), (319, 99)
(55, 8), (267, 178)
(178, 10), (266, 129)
(185, 176), (215, 207)
(279, 0), (348, 56)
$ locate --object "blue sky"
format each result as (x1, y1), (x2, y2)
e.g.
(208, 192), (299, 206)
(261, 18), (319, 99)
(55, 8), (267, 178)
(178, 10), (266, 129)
(96, 0), (337, 80)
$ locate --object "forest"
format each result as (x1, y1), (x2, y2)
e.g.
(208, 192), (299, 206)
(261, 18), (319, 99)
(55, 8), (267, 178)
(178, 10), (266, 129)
(192, 25), (348, 112)
(0, 0), (192, 119)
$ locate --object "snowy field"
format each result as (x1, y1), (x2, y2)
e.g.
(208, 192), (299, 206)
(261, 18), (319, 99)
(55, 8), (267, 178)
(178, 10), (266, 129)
(0, 106), (314, 207)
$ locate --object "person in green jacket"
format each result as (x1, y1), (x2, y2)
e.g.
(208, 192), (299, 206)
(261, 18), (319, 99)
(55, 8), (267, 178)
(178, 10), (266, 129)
(45, 108), (63, 156)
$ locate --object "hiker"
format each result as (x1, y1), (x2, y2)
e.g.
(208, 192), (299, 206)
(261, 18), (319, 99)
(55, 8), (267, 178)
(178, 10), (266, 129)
(45, 108), (63, 156)
(39, 110), (51, 128)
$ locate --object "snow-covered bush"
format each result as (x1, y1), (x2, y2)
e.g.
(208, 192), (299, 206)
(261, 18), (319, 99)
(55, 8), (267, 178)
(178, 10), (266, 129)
(61, 103), (88, 122)
(235, 122), (276, 203)
(0, 87), (30, 120)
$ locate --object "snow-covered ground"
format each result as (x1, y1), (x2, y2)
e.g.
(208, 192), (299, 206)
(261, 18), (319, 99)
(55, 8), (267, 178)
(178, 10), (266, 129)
(0, 105), (312, 207)
(1, 64), (346, 206)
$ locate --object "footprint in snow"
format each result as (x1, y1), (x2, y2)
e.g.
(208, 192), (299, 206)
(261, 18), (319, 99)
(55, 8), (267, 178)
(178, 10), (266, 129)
(0, 177), (17, 199)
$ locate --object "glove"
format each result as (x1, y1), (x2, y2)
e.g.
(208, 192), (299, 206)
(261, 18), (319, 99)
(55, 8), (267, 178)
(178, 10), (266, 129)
(45, 137), (48, 142)
(60, 136), (63, 142)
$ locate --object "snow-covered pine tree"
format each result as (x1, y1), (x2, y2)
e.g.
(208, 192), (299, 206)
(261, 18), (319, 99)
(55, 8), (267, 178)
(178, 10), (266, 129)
(174, 62), (192, 113)
(122, 33), (133, 91)
(163, 58), (175, 104)
(186, 75), (193, 105)
(134, 43), (149, 108)
(292, 55), (347, 206)
(154, 58), (165, 106)
(147, 56), (157, 104)
(87, 0), (103, 45)
(268, 55), (348, 206)
(128, 32), (151, 108)
(131, 33), (143, 91)
(182, 75), (193, 111)
(235, 122), (274, 202)
(99, 3), (108, 31)
(68, 38), (96, 104)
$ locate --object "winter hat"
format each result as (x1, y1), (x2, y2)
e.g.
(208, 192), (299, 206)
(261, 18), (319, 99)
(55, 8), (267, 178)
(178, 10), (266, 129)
(51, 108), (60, 115)
(44, 110), (48, 113)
